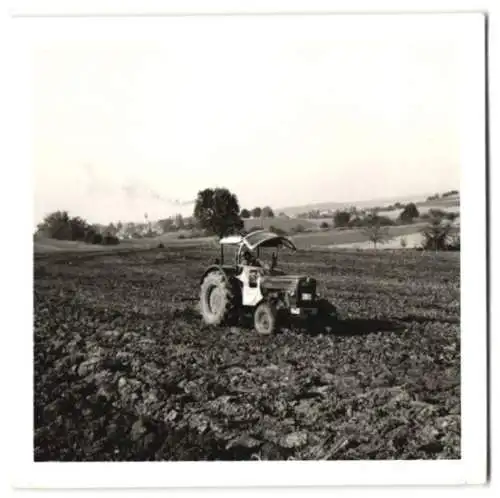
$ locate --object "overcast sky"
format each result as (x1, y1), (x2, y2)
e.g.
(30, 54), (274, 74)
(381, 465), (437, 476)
(34, 15), (463, 224)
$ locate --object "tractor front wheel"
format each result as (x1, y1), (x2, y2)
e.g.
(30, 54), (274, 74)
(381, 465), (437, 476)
(254, 301), (278, 335)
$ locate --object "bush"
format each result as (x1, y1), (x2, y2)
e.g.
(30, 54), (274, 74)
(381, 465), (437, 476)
(90, 232), (103, 245)
(348, 216), (364, 228)
(445, 211), (459, 222)
(291, 224), (305, 234)
(333, 210), (351, 228)
(446, 233), (460, 251)
(377, 216), (395, 227)
(319, 221), (329, 230)
(428, 208), (448, 219)
(420, 218), (453, 251)
(157, 243), (165, 249)
(102, 234), (120, 245)
(269, 225), (288, 236)
(399, 203), (420, 224)
(348, 214), (394, 228)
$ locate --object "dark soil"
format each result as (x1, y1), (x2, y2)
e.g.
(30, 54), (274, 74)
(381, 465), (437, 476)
(34, 247), (460, 461)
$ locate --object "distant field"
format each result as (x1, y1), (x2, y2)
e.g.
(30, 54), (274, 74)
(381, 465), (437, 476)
(289, 223), (428, 249)
(34, 234), (217, 256)
(243, 217), (318, 232)
(34, 239), (116, 253)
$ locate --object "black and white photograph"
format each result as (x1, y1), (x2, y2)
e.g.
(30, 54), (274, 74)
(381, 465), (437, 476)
(3, 1), (489, 490)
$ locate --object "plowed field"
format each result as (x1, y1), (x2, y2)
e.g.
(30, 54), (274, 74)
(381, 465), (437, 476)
(34, 247), (460, 461)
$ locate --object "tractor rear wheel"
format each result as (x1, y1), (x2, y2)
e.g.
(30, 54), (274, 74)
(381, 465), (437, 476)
(200, 271), (238, 326)
(254, 301), (278, 335)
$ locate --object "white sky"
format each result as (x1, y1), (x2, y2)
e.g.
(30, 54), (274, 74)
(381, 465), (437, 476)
(33, 15), (463, 224)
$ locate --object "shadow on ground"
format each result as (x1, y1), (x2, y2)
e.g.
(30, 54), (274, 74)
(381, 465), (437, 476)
(322, 318), (404, 337)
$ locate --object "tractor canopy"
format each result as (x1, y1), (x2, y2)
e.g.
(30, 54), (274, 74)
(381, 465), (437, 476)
(219, 230), (296, 251)
(218, 230), (296, 266)
(242, 230), (297, 251)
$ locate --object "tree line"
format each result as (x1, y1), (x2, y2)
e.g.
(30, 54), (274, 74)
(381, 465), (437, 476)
(36, 211), (120, 245)
(36, 186), (459, 251)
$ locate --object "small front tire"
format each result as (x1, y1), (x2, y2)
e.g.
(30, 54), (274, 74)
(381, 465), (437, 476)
(254, 301), (278, 335)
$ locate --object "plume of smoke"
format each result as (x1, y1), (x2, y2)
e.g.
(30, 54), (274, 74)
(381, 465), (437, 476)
(122, 180), (194, 206)
(81, 163), (194, 207)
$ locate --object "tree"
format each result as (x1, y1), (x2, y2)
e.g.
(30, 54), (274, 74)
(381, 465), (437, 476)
(36, 211), (96, 242)
(105, 222), (119, 236)
(36, 210), (71, 239)
(193, 187), (244, 238)
(420, 217), (454, 251)
(251, 207), (262, 218)
(261, 206), (274, 218)
(333, 210), (351, 228)
(361, 215), (392, 249)
(240, 208), (251, 219)
(399, 203), (420, 224)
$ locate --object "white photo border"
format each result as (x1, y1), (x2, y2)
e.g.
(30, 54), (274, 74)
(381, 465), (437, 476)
(4, 1), (488, 490)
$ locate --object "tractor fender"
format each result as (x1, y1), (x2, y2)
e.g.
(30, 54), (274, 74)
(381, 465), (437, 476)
(200, 265), (227, 284)
(200, 265), (240, 285)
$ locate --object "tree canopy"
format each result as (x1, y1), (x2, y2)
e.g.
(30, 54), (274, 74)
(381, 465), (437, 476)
(193, 187), (243, 238)
(251, 207), (262, 218)
(261, 206), (274, 218)
(399, 203), (420, 223)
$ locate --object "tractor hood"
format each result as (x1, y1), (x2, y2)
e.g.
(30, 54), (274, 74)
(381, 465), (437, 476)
(260, 275), (316, 293)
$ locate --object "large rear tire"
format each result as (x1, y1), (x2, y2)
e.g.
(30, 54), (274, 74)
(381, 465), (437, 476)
(200, 271), (239, 326)
(254, 301), (278, 335)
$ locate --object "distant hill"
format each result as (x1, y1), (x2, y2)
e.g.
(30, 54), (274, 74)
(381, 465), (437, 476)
(277, 192), (440, 217)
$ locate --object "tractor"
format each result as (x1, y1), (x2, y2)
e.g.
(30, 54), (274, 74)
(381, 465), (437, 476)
(199, 229), (337, 335)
